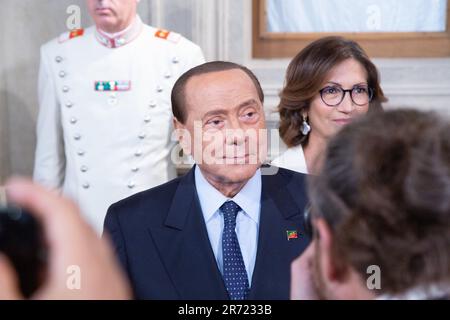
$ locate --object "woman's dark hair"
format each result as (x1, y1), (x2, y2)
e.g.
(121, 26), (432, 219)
(278, 36), (387, 148)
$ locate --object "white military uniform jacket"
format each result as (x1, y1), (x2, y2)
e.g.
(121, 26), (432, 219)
(34, 16), (205, 233)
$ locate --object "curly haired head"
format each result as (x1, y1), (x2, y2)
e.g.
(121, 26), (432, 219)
(309, 109), (450, 295)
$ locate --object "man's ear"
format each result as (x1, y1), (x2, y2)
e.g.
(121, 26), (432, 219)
(173, 117), (191, 156)
(315, 218), (347, 284)
(173, 117), (183, 130)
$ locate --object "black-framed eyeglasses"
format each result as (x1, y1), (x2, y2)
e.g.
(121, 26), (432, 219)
(319, 85), (374, 107)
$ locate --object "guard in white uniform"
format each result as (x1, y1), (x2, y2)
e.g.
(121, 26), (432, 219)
(34, 14), (205, 233)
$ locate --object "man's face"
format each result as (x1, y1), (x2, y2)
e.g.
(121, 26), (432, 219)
(176, 69), (267, 184)
(87, 0), (138, 33)
(312, 238), (331, 299)
(290, 219), (338, 300)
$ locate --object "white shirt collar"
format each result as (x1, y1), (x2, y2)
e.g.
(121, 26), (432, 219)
(271, 145), (308, 174)
(95, 15), (143, 48)
(194, 166), (262, 224)
(100, 16), (136, 38)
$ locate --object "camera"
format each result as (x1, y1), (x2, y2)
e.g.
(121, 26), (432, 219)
(0, 188), (47, 297)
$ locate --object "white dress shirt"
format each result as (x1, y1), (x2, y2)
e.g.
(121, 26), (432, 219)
(194, 166), (261, 285)
(271, 145), (309, 174)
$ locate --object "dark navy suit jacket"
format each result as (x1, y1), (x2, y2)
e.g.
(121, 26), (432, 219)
(103, 166), (311, 299)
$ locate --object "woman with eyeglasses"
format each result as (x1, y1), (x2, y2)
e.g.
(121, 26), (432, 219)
(272, 36), (387, 175)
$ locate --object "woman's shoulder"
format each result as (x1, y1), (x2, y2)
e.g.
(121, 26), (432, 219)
(271, 145), (308, 174)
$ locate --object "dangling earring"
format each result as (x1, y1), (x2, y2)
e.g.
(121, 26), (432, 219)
(301, 114), (311, 136)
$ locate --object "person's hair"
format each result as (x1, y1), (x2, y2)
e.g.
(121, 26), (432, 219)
(309, 109), (450, 295)
(171, 61), (264, 124)
(278, 36), (387, 148)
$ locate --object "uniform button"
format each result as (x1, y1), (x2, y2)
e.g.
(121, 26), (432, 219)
(156, 85), (163, 93)
(164, 72), (172, 79)
(135, 150), (142, 157)
(74, 134), (81, 141)
(62, 86), (70, 93)
(82, 182), (90, 189)
(131, 167), (139, 172)
(108, 94), (118, 106)
(149, 100), (157, 108)
(55, 56), (63, 63)
(65, 101), (73, 108)
(70, 117), (77, 124)
(77, 150), (85, 156)
(138, 132), (146, 139)
(80, 165), (88, 172)
(172, 56), (179, 64)
(127, 182), (136, 189)
(144, 116), (151, 123)
(59, 71), (66, 78)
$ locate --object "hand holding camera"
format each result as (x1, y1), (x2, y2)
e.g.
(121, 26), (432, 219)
(0, 178), (131, 300)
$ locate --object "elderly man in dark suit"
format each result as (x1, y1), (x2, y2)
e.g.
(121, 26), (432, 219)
(103, 61), (310, 300)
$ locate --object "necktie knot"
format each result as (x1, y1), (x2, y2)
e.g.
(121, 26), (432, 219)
(220, 200), (241, 226)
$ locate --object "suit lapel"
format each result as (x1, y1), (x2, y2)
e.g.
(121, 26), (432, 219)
(249, 169), (310, 300)
(147, 167), (228, 299)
